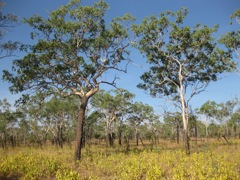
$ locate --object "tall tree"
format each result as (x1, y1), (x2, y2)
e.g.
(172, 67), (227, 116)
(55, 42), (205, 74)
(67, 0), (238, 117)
(133, 8), (236, 154)
(3, 0), (134, 160)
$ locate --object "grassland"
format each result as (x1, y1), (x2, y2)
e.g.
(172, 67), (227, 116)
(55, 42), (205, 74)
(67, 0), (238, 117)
(1, 139), (240, 179)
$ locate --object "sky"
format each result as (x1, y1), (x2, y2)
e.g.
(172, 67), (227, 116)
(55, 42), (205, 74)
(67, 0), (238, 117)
(0, 0), (240, 114)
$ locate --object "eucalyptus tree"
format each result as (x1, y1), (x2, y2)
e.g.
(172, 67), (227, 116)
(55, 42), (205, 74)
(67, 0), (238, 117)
(229, 109), (240, 138)
(0, 2), (18, 59)
(196, 100), (218, 140)
(84, 110), (103, 145)
(0, 98), (13, 148)
(215, 98), (238, 138)
(91, 89), (134, 146)
(3, 0), (134, 160)
(144, 117), (161, 145)
(163, 112), (182, 143)
(42, 96), (80, 148)
(133, 8), (236, 154)
(18, 118), (30, 146)
(128, 102), (155, 146)
(19, 93), (47, 147)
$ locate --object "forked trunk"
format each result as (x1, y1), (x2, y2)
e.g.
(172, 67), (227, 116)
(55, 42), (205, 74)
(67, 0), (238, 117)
(74, 97), (88, 161)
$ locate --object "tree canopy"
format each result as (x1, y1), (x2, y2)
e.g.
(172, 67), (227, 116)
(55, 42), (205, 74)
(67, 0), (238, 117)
(133, 8), (236, 154)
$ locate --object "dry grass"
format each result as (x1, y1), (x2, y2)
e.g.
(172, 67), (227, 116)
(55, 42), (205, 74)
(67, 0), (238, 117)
(0, 138), (240, 179)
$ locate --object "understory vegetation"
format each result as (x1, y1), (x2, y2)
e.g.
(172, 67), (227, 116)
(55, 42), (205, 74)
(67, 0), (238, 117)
(1, 139), (240, 179)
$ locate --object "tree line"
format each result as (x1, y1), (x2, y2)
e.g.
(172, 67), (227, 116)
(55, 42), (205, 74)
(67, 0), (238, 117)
(1, 92), (240, 150)
(0, 0), (239, 161)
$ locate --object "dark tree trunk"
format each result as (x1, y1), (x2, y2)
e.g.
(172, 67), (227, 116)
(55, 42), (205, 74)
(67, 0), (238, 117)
(136, 130), (139, 146)
(139, 136), (144, 146)
(82, 125), (86, 148)
(57, 124), (63, 148)
(176, 123), (180, 144)
(184, 129), (190, 155)
(24, 131), (27, 146)
(108, 133), (114, 146)
(1, 133), (6, 149)
(74, 97), (88, 161)
(10, 135), (14, 149)
(195, 121), (198, 144)
(234, 125), (237, 138)
(118, 131), (122, 146)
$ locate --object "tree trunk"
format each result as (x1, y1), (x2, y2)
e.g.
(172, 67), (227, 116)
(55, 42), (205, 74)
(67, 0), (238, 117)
(234, 125), (237, 138)
(1, 133), (6, 149)
(226, 124), (229, 137)
(10, 135), (14, 149)
(176, 123), (180, 144)
(108, 133), (114, 146)
(205, 124), (208, 141)
(74, 97), (88, 161)
(181, 102), (190, 154)
(118, 131), (122, 146)
(24, 131), (27, 146)
(57, 124), (63, 148)
(139, 136), (145, 146)
(136, 130), (139, 146)
(178, 69), (190, 155)
(195, 120), (198, 145)
(184, 129), (190, 154)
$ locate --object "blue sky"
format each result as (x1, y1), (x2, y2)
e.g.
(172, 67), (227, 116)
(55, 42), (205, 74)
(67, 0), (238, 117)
(1, 0), (240, 114)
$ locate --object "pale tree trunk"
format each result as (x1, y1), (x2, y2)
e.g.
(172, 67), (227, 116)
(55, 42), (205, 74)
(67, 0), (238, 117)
(178, 66), (190, 155)
(74, 97), (88, 161)
(182, 107), (190, 155)
(106, 123), (112, 147)
(105, 114), (115, 147)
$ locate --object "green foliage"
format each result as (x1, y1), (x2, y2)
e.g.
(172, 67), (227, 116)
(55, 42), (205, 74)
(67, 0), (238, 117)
(3, 0), (134, 99)
(230, 9), (240, 21)
(0, 2), (18, 59)
(134, 8), (236, 99)
(219, 9), (240, 60)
